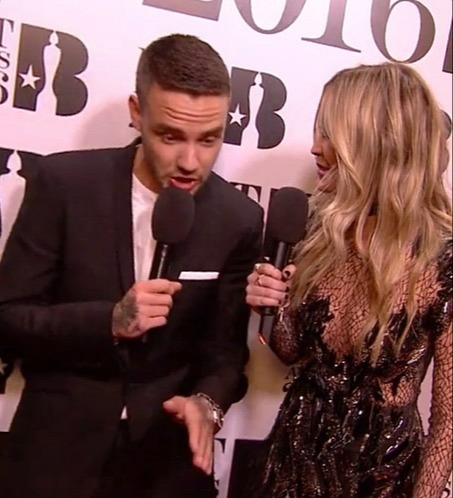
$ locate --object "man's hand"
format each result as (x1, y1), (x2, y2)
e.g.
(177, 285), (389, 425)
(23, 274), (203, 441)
(112, 279), (182, 340)
(163, 395), (216, 475)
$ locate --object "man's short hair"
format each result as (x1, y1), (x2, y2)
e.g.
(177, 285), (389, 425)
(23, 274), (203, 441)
(136, 33), (230, 105)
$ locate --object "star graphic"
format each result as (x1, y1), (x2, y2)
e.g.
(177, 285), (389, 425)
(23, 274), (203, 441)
(0, 357), (8, 376)
(229, 104), (246, 126)
(19, 65), (40, 89)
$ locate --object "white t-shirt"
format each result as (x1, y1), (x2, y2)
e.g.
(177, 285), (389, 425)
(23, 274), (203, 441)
(131, 173), (157, 281)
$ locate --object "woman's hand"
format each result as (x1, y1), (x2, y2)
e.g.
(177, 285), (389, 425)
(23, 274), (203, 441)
(246, 262), (296, 309)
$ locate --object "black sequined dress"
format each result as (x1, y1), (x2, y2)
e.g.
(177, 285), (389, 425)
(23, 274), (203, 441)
(252, 241), (452, 498)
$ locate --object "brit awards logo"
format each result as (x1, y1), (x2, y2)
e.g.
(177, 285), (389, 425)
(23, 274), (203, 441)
(225, 67), (287, 149)
(0, 148), (38, 257)
(0, 146), (18, 392)
(0, 19), (89, 115)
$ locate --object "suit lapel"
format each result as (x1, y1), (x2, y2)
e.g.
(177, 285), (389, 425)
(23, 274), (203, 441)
(112, 141), (137, 294)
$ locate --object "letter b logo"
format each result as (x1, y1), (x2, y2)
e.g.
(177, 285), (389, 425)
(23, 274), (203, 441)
(14, 24), (89, 116)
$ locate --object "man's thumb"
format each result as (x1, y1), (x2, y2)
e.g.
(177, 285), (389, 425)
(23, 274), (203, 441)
(163, 396), (184, 414)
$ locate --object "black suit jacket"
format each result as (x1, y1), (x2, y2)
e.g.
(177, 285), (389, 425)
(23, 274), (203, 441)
(0, 141), (263, 498)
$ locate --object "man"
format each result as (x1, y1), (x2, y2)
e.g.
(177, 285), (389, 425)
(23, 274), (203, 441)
(0, 34), (263, 498)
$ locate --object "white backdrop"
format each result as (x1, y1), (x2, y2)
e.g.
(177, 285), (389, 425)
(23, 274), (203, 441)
(0, 1), (451, 496)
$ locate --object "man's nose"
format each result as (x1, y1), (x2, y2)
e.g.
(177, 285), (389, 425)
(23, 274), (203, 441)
(178, 144), (199, 173)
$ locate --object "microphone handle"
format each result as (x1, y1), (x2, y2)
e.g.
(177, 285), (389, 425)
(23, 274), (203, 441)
(142, 242), (170, 343)
(258, 241), (292, 344)
(260, 242), (291, 316)
(149, 242), (170, 279)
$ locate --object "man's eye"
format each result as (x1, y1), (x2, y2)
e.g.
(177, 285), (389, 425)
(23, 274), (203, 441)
(201, 136), (219, 145)
(162, 134), (178, 143)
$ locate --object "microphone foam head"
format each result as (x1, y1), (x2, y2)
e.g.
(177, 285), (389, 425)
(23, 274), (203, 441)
(266, 187), (309, 244)
(152, 186), (195, 244)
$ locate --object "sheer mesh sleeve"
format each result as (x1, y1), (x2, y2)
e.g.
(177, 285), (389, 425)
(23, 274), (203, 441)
(269, 307), (302, 365)
(414, 316), (452, 498)
(414, 242), (453, 497)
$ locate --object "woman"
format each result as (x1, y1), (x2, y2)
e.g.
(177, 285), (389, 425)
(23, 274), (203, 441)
(246, 63), (452, 497)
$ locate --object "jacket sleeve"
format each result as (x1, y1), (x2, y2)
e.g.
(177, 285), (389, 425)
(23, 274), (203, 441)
(0, 159), (117, 368)
(191, 206), (263, 413)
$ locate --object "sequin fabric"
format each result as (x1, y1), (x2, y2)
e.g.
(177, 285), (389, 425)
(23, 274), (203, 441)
(253, 240), (452, 498)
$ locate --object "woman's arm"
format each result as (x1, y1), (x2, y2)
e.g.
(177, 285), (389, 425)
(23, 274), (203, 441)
(414, 319), (452, 498)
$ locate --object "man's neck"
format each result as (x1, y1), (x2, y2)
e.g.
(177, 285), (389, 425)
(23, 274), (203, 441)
(132, 144), (159, 193)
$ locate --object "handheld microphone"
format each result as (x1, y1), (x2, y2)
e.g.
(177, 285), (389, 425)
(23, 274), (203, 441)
(259, 187), (309, 343)
(142, 186), (194, 342)
(150, 186), (195, 279)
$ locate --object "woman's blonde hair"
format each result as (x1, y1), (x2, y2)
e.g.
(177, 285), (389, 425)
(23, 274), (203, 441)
(291, 62), (452, 363)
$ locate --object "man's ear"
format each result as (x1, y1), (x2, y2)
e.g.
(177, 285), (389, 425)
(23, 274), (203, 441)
(128, 94), (141, 131)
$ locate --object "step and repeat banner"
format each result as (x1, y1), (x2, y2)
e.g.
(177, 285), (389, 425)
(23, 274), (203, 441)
(0, 1), (451, 496)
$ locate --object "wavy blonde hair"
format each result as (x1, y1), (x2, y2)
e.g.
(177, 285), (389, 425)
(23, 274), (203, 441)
(291, 62), (452, 363)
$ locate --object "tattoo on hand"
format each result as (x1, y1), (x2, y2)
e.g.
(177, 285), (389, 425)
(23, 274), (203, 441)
(112, 290), (138, 335)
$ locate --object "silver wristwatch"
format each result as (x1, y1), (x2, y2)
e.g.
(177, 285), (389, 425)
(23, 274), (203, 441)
(195, 392), (225, 430)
